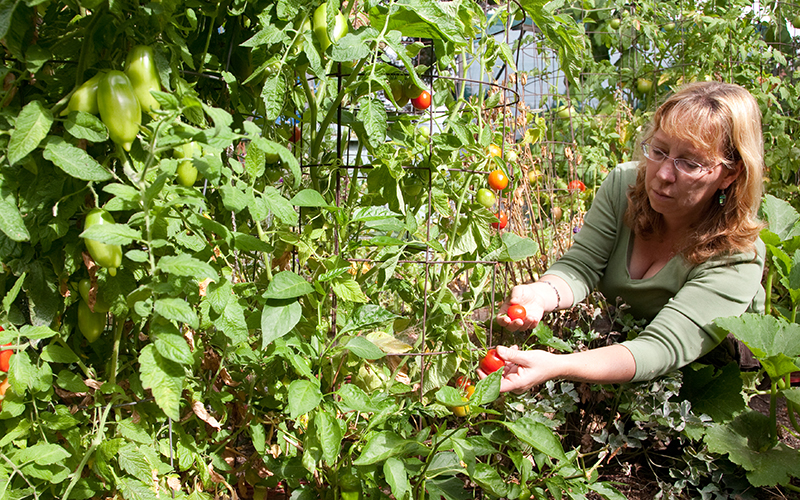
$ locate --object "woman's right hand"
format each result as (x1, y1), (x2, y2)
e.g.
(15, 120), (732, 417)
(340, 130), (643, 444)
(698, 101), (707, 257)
(496, 283), (547, 332)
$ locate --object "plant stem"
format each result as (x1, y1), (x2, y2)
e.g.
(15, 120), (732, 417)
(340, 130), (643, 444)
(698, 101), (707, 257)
(62, 400), (114, 500)
(108, 315), (125, 387)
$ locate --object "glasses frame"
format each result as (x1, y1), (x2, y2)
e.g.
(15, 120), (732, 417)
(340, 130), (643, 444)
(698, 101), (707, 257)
(641, 142), (728, 177)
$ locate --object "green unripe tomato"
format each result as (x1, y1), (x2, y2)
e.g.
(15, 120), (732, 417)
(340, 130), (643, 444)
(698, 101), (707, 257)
(78, 278), (111, 313)
(636, 78), (653, 94)
(792, 14), (800, 29)
(125, 45), (161, 112)
(505, 149), (518, 163)
(313, 4), (348, 52)
(609, 18), (621, 29)
(405, 81), (424, 99)
(177, 161), (198, 187)
(476, 188), (496, 208)
(84, 208), (123, 276)
(97, 70), (142, 151)
(389, 80), (408, 108)
(61, 71), (106, 116)
(78, 300), (106, 343)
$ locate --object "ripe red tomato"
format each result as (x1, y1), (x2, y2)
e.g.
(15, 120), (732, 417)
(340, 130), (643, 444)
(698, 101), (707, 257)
(492, 212), (508, 229)
(411, 90), (431, 110)
(507, 304), (526, 321)
(0, 342), (12, 373)
(289, 125), (301, 143)
(455, 375), (471, 391)
(487, 170), (508, 191)
(567, 179), (586, 192)
(479, 349), (504, 374)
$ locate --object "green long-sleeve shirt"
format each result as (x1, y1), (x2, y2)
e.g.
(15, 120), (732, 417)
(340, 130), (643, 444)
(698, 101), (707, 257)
(546, 162), (765, 382)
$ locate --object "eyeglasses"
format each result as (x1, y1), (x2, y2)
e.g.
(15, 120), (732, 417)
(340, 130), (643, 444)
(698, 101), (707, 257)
(641, 142), (724, 177)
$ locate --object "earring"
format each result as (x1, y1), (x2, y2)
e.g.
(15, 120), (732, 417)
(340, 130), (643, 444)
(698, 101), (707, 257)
(718, 191), (726, 206)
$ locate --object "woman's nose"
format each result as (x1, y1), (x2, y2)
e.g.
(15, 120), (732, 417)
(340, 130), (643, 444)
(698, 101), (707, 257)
(654, 159), (677, 182)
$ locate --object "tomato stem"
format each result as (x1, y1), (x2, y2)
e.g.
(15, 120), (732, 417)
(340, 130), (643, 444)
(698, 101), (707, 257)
(61, 399), (113, 500)
(108, 315), (125, 387)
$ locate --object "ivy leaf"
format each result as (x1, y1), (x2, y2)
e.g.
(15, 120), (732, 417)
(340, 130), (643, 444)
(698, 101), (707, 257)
(8, 100), (53, 165)
(287, 379), (322, 419)
(139, 344), (184, 420)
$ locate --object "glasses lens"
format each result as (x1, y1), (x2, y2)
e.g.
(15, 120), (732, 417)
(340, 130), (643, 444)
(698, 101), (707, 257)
(674, 159), (704, 175)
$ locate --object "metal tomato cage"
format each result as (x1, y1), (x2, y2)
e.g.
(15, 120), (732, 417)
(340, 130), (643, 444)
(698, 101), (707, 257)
(278, 0), (577, 398)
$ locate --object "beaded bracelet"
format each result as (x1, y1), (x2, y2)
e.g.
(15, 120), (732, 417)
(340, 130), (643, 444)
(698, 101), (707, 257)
(538, 280), (561, 309)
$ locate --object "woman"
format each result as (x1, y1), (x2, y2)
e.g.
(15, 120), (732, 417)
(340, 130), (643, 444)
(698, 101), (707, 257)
(488, 81), (765, 392)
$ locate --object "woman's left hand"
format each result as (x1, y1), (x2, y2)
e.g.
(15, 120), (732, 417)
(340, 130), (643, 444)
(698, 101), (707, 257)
(476, 345), (559, 393)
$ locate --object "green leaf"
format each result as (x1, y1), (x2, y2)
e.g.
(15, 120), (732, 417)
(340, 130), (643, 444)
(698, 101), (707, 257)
(43, 136), (112, 182)
(8, 100), (53, 165)
(346, 336), (385, 360)
(680, 362), (746, 422)
(260, 299), (301, 348)
(154, 298), (199, 330)
(45, 346), (81, 365)
(471, 369), (501, 406)
(217, 299), (249, 345)
(340, 304), (399, 334)
(331, 28), (376, 61)
(153, 330), (195, 366)
(55, 369), (89, 392)
(331, 276), (369, 303)
(264, 271), (314, 299)
(705, 411), (798, 487)
(19, 324), (58, 341)
(263, 186), (298, 225)
(287, 379), (322, 419)
(157, 255), (218, 283)
(64, 111), (108, 142)
(12, 443), (70, 466)
(357, 96), (387, 149)
(2, 271), (25, 314)
(383, 457), (410, 500)
(435, 385), (466, 408)
(470, 462), (508, 497)
(261, 73), (286, 121)
(80, 222), (139, 245)
(504, 417), (568, 461)
(234, 232), (271, 253)
(0, 195), (30, 242)
(139, 344), (184, 420)
(761, 194), (800, 241)
(219, 183), (248, 213)
(715, 314), (800, 379)
(290, 189), (334, 208)
(353, 431), (429, 466)
(314, 409), (343, 466)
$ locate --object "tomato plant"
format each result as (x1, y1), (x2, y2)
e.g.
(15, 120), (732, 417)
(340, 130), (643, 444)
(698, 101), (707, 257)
(507, 304), (526, 321)
(476, 188), (496, 208)
(61, 71), (105, 116)
(492, 211), (508, 229)
(487, 144), (502, 157)
(480, 349), (504, 374)
(411, 90), (431, 110)
(488, 169), (509, 191)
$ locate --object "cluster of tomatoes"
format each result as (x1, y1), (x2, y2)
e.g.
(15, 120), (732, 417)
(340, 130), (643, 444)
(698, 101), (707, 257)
(475, 144), (514, 229)
(388, 78), (431, 111)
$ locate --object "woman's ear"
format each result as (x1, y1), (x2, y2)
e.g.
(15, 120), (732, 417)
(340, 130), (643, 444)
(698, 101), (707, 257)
(719, 159), (743, 190)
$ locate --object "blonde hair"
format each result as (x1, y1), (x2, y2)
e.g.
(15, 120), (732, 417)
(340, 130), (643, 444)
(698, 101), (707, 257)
(625, 81), (764, 264)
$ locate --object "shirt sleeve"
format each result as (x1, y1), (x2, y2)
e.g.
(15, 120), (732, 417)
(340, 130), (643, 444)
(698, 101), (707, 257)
(546, 163), (634, 305)
(622, 242), (766, 382)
